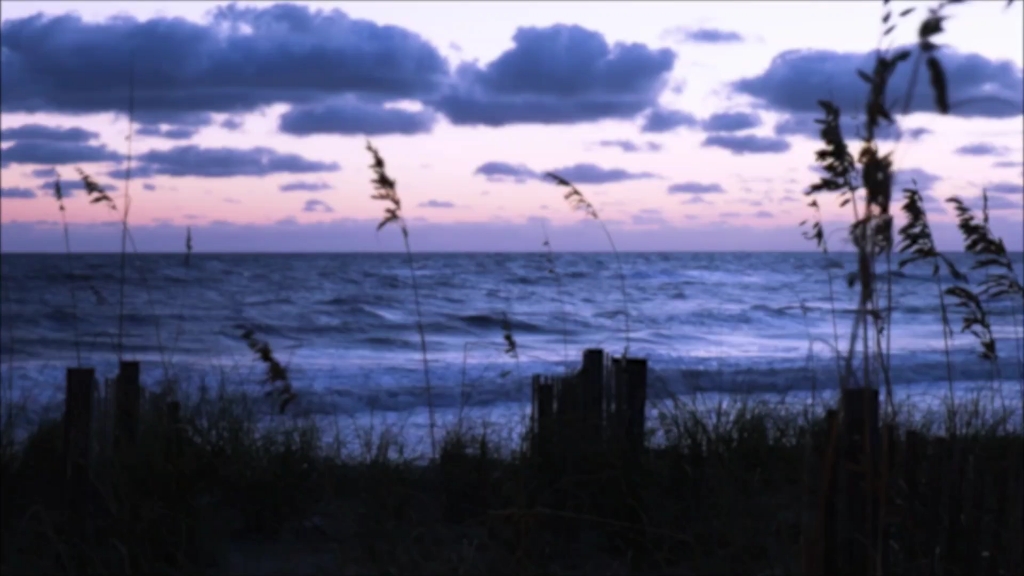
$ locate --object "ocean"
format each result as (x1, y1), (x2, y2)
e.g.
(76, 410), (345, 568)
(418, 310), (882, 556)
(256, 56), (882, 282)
(2, 252), (1022, 451)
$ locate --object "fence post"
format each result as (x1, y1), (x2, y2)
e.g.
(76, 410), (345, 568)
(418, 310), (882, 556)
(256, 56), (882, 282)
(532, 375), (554, 457)
(64, 367), (95, 514)
(114, 361), (141, 453)
(624, 357), (648, 462)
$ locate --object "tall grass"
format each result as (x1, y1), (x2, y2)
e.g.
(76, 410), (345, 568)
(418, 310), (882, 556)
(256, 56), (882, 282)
(540, 220), (571, 373)
(51, 173), (83, 367)
(366, 141), (438, 460)
(116, 60), (137, 363)
(545, 172), (632, 357)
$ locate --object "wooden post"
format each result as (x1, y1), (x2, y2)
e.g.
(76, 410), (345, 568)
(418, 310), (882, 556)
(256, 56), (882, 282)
(64, 367), (95, 513)
(839, 387), (880, 576)
(624, 357), (647, 462)
(114, 360), (141, 453)
(610, 357), (628, 457)
(532, 376), (554, 456)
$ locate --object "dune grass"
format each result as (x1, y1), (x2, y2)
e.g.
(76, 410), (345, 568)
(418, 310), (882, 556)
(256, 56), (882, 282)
(1, 376), (1020, 576)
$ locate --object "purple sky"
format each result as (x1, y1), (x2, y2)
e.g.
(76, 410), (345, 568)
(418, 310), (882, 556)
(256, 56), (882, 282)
(1, 1), (1022, 252)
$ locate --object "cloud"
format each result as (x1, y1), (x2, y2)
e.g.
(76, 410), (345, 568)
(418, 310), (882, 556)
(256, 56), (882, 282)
(105, 165), (157, 180)
(35, 177), (116, 196)
(280, 180), (333, 192)
(754, 210), (774, 219)
(142, 183), (156, 191)
(0, 141), (121, 167)
(732, 47), (1024, 118)
(0, 187), (37, 199)
(0, 124), (98, 143)
(280, 98), (437, 136)
(136, 124), (200, 140)
(302, 199), (334, 213)
(894, 168), (942, 195)
(701, 134), (790, 154)
(135, 145), (340, 178)
(979, 193), (1022, 210)
(720, 211), (741, 218)
(473, 162), (539, 183)
(640, 107), (699, 133)
(700, 111), (762, 132)
(993, 160), (1023, 168)
(0, 6), (449, 121)
(667, 182), (724, 194)
(547, 163), (657, 184)
(774, 113), (930, 141)
(632, 208), (666, 226)
(220, 117), (244, 131)
(433, 24), (675, 126)
(663, 27), (745, 44)
(986, 182), (1024, 196)
(954, 142), (1010, 157)
(596, 139), (663, 153)
(419, 199), (455, 208)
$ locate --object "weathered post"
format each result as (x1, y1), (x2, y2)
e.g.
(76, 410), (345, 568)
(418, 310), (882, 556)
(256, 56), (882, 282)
(114, 360), (141, 453)
(624, 357), (648, 462)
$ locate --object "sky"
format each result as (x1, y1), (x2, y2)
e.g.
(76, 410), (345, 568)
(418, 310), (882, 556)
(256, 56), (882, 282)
(0, 0), (1022, 252)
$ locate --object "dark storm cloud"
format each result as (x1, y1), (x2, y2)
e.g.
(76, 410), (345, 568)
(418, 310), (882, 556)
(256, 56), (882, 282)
(0, 187), (37, 199)
(433, 24), (675, 126)
(700, 111), (762, 133)
(0, 141), (121, 167)
(701, 134), (790, 154)
(596, 140), (663, 153)
(279, 98), (437, 136)
(667, 182), (724, 194)
(280, 180), (333, 192)
(954, 142), (1010, 157)
(135, 145), (340, 178)
(473, 162), (540, 184)
(640, 107), (699, 133)
(547, 163), (658, 184)
(0, 124), (98, 143)
(774, 114), (931, 141)
(0, 5), (449, 118)
(732, 47), (1023, 118)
